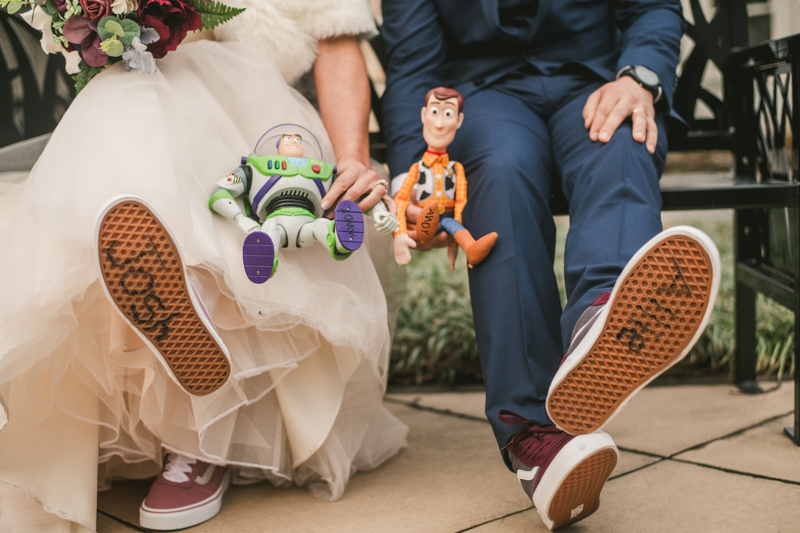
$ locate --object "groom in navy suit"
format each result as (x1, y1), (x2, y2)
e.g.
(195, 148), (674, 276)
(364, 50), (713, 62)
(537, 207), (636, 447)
(381, 1), (712, 529)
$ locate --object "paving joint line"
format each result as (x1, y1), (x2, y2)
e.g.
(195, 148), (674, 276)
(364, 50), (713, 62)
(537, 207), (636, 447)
(616, 447), (666, 458)
(668, 457), (800, 486)
(390, 398), (793, 455)
(609, 457), (668, 481)
(388, 399), (798, 486)
(456, 506), (533, 532)
(98, 509), (148, 532)
(385, 397), (488, 423)
(667, 409), (794, 458)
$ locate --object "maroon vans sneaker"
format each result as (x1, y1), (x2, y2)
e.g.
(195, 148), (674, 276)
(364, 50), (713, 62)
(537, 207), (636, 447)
(500, 411), (618, 531)
(95, 195), (231, 395)
(547, 226), (721, 435)
(139, 453), (231, 530)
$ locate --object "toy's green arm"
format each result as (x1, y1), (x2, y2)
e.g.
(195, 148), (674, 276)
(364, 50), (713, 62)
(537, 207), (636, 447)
(209, 166), (249, 220)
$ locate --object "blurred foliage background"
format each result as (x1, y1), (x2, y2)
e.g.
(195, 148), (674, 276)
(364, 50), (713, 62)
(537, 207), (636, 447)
(388, 210), (795, 387)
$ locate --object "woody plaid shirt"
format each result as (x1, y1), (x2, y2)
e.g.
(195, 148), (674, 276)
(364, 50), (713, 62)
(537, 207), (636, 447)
(394, 150), (467, 235)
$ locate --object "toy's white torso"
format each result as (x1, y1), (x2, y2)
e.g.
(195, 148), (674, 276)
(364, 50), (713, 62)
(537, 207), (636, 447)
(246, 155), (334, 220)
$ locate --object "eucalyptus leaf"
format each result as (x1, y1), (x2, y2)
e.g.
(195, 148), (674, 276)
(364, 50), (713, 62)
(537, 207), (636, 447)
(6, 2), (21, 14)
(119, 18), (140, 45)
(100, 37), (123, 57)
(97, 15), (122, 40)
(106, 20), (124, 37)
(42, 0), (58, 16)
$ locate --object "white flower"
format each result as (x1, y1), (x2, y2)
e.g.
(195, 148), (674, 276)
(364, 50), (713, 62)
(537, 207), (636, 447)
(21, 11), (62, 54)
(111, 0), (138, 15)
(21, 9), (81, 75)
(122, 37), (157, 75)
(20, 8), (47, 31)
(139, 26), (160, 45)
(62, 50), (82, 74)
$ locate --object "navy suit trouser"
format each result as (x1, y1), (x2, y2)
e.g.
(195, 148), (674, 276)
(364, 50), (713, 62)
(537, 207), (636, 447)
(447, 70), (667, 452)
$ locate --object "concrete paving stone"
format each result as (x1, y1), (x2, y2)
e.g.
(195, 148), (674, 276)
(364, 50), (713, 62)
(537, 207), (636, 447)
(604, 382), (793, 457)
(468, 460), (800, 533)
(99, 402), (532, 532)
(386, 391), (486, 420)
(676, 413), (800, 483)
(612, 451), (660, 479)
(97, 513), (139, 533)
(96, 478), (151, 527)
(385, 394), (658, 479)
(388, 384), (794, 458)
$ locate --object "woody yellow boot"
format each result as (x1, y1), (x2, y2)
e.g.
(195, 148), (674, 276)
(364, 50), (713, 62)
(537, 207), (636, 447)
(454, 229), (498, 267)
(416, 202), (440, 242)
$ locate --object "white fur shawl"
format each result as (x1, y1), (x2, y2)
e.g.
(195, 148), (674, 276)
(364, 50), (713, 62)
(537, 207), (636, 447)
(213, 0), (377, 85)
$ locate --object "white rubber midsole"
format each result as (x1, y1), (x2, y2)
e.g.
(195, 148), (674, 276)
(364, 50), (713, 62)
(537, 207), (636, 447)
(546, 225), (721, 431)
(532, 432), (618, 530)
(139, 469), (231, 530)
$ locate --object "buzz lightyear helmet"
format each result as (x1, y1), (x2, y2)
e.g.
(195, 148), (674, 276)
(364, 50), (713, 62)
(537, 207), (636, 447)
(253, 124), (324, 159)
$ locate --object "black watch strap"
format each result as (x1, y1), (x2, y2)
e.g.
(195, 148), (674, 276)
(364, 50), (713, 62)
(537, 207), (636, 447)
(617, 65), (662, 104)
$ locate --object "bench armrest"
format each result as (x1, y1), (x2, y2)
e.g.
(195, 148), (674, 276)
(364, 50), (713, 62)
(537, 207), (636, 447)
(728, 34), (799, 183)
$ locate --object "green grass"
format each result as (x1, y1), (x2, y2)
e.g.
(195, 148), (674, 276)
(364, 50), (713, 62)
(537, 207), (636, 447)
(389, 214), (795, 386)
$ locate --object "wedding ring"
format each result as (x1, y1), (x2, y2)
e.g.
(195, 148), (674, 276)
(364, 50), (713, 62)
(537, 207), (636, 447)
(632, 108), (645, 115)
(375, 178), (389, 191)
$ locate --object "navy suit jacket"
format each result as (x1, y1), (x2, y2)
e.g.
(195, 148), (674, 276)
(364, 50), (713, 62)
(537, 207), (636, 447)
(381, 0), (685, 176)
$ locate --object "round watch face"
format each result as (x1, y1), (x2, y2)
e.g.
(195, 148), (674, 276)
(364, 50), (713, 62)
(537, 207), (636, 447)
(634, 66), (659, 87)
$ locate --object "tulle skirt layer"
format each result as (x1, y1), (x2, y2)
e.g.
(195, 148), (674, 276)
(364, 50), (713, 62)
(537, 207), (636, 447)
(0, 40), (407, 531)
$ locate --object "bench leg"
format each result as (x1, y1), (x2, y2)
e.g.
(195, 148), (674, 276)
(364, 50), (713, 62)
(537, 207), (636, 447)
(785, 207), (800, 445)
(785, 307), (800, 445)
(734, 281), (761, 393)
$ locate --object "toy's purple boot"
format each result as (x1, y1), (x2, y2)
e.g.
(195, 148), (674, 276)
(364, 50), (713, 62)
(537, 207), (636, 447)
(334, 200), (364, 253)
(243, 231), (275, 284)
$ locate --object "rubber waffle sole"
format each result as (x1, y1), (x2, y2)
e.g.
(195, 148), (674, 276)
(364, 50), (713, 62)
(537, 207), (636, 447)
(544, 448), (618, 530)
(334, 200), (364, 252)
(97, 200), (230, 395)
(548, 234), (715, 435)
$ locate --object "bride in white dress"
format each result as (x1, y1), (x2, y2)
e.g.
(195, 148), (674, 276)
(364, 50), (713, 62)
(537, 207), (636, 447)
(0, 0), (408, 530)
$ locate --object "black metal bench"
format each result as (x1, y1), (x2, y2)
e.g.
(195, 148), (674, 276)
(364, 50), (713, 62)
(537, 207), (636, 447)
(4, 1), (799, 444)
(368, 0), (800, 444)
(0, 11), (73, 150)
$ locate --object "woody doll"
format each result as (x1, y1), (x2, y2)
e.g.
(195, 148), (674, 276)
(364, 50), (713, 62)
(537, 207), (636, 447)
(393, 87), (497, 268)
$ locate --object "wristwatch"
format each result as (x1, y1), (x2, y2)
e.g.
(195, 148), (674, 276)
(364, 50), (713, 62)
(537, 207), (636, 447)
(617, 65), (662, 104)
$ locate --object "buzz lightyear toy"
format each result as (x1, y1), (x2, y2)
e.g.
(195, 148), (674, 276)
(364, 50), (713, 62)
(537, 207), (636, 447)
(209, 124), (399, 283)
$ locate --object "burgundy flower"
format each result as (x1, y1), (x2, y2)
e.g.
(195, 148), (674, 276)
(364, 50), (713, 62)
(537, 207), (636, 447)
(53, 0), (68, 13)
(63, 15), (108, 67)
(137, 0), (200, 58)
(79, 0), (112, 20)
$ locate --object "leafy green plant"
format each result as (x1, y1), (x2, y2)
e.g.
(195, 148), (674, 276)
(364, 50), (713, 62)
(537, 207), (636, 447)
(389, 215), (795, 386)
(390, 250), (480, 386)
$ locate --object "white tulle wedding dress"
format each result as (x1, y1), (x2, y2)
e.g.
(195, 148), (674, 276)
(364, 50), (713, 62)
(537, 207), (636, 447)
(0, 2), (408, 531)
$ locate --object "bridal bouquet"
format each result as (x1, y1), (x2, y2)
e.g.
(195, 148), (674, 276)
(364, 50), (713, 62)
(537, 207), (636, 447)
(2, 0), (244, 92)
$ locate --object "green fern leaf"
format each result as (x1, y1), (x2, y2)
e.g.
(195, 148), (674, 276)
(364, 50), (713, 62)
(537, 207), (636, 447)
(188, 0), (245, 31)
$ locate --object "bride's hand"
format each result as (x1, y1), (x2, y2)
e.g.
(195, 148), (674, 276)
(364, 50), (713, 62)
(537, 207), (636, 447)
(320, 158), (387, 214)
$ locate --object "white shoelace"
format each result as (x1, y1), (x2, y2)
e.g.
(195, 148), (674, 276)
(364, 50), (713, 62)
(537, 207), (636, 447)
(162, 454), (197, 483)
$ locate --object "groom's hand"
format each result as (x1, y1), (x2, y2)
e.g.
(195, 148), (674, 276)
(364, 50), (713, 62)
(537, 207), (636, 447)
(583, 76), (657, 154)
